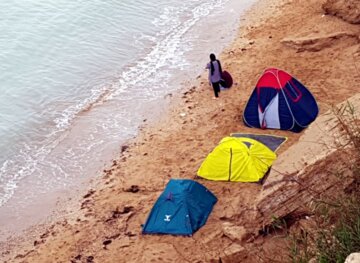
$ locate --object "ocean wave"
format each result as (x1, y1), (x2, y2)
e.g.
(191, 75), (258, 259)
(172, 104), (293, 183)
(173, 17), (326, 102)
(0, 0), (230, 207)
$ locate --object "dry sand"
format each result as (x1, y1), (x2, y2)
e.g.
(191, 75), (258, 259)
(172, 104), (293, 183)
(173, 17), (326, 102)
(1, 0), (359, 262)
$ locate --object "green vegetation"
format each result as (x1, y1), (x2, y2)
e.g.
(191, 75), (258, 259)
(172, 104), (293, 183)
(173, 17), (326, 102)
(290, 102), (360, 263)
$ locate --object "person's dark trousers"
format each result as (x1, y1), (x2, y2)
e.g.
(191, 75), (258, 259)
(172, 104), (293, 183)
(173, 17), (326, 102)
(212, 81), (220, 97)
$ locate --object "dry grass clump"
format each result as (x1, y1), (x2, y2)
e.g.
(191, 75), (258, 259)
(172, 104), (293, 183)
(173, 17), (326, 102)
(290, 103), (360, 263)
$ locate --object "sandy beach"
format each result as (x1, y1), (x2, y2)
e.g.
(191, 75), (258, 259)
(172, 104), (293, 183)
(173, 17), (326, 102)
(1, 0), (359, 262)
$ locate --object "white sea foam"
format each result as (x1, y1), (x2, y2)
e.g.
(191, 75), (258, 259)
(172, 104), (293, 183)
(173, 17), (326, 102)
(0, 0), (254, 227)
(1, 0), (228, 207)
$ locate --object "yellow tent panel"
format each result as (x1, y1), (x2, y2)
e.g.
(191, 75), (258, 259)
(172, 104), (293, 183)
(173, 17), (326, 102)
(197, 137), (276, 182)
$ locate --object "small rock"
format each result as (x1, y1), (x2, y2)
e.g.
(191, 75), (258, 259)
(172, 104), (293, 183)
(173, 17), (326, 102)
(121, 145), (129, 153)
(83, 190), (95, 199)
(125, 185), (140, 193)
(222, 244), (246, 263)
(103, 240), (112, 246)
(222, 222), (249, 242)
(345, 253), (360, 263)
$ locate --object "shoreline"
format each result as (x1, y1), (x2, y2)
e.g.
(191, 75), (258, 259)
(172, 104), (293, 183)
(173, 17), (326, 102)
(1, 0), (360, 261)
(0, 0), (261, 245)
(0, 0), (256, 242)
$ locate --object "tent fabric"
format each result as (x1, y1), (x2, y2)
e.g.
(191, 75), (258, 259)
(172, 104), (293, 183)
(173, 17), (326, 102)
(230, 133), (287, 152)
(243, 68), (319, 132)
(142, 179), (217, 236)
(197, 137), (277, 182)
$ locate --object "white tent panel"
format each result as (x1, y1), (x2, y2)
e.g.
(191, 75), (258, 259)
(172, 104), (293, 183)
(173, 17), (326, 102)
(258, 93), (280, 129)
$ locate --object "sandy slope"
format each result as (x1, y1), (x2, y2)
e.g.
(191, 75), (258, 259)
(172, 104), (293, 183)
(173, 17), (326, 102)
(1, 0), (359, 262)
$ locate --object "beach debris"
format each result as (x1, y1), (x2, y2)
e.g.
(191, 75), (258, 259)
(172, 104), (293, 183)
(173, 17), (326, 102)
(105, 233), (121, 240)
(125, 231), (136, 237)
(179, 112), (186, 117)
(71, 256), (81, 263)
(102, 239), (112, 249)
(40, 231), (50, 239)
(121, 145), (129, 153)
(14, 249), (34, 259)
(103, 240), (112, 246)
(124, 185), (140, 193)
(83, 189), (95, 199)
(81, 199), (91, 210)
(106, 206), (134, 222)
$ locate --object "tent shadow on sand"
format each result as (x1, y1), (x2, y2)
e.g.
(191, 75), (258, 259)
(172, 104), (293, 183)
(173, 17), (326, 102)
(194, 164), (272, 185)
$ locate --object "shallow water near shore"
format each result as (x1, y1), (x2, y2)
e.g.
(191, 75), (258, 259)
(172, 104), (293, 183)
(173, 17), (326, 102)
(0, 0), (256, 240)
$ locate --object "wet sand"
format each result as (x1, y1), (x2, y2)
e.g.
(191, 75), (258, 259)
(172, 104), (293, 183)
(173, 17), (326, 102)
(1, 0), (359, 262)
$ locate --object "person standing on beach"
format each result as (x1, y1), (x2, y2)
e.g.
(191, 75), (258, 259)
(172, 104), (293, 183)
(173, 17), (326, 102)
(206, 53), (222, 99)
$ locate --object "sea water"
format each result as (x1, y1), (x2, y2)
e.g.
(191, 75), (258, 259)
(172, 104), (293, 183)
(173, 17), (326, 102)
(0, 0), (255, 239)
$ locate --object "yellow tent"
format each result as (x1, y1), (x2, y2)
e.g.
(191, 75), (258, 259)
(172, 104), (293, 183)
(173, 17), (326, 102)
(197, 137), (276, 182)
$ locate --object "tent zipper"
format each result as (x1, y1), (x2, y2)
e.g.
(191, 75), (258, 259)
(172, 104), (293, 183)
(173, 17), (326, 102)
(228, 148), (233, 181)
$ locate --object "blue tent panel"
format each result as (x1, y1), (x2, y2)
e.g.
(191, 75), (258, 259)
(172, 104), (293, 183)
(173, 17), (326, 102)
(278, 91), (294, 130)
(285, 78), (319, 127)
(243, 88), (260, 128)
(142, 179), (217, 236)
(258, 87), (278, 112)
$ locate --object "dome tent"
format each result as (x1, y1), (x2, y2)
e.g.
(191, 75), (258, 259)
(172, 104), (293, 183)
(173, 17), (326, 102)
(142, 179), (217, 236)
(243, 68), (318, 132)
(197, 137), (276, 183)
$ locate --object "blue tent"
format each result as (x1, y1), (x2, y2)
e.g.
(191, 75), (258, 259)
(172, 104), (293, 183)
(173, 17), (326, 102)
(142, 179), (217, 236)
(243, 68), (319, 132)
